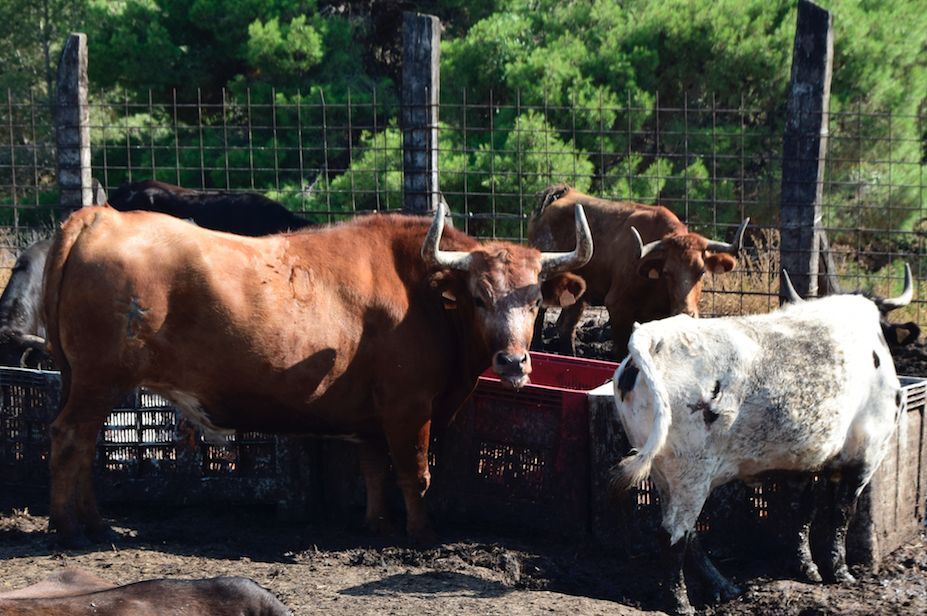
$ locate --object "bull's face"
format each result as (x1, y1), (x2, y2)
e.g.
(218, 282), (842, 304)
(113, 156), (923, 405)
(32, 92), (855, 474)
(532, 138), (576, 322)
(637, 236), (737, 316)
(424, 201), (592, 389)
(633, 220), (748, 317)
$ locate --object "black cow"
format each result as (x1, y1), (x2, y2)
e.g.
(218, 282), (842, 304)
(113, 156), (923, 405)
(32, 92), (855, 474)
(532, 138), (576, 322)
(0, 239), (52, 367)
(107, 180), (315, 236)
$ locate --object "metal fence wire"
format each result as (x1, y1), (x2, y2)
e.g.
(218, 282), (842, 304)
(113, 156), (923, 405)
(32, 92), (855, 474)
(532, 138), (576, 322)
(0, 87), (924, 320)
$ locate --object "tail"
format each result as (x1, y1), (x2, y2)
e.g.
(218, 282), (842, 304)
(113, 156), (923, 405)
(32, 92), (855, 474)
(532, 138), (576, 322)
(534, 183), (572, 218)
(612, 329), (673, 489)
(43, 208), (102, 405)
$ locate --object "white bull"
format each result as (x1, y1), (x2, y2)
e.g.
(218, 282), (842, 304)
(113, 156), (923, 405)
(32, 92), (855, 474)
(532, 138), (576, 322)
(612, 271), (911, 614)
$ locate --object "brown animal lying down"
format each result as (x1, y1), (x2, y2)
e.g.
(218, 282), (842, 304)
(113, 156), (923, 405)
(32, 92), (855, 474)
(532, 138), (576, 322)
(0, 568), (291, 615)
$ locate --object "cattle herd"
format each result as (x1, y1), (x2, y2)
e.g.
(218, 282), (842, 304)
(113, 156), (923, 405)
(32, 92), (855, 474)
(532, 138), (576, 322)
(0, 180), (919, 615)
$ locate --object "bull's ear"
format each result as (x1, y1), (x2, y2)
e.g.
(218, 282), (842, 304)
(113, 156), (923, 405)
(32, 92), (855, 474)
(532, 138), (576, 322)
(638, 256), (665, 280)
(430, 271), (465, 310)
(704, 252), (736, 274)
(888, 322), (920, 346)
(541, 273), (587, 308)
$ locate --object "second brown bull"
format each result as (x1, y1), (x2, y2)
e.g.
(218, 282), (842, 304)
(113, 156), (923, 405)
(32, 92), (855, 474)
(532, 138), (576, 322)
(528, 184), (747, 358)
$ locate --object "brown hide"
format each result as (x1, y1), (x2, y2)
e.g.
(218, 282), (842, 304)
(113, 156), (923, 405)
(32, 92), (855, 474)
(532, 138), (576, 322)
(43, 206), (585, 545)
(0, 574), (290, 615)
(0, 569), (114, 599)
(528, 184), (738, 358)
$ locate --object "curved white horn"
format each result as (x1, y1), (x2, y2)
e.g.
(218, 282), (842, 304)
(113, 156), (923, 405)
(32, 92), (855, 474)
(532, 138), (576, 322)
(421, 199), (472, 271)
(705, 218), (750, 254)
(631, 226), (664, 260)
(875, 263), (914, 313)
(539, 204), (594, 275)
(780, 269), (804, 304)
(16, 334), (47, 349)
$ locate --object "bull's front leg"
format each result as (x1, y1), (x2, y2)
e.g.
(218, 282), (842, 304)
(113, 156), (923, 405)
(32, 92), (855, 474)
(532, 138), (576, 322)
(605, 304), (635, 360)
(530, 306), (548, 352)
(385, 418), (435, 545)
(687, 534), (743, 603)
(554, 300), (585, 356)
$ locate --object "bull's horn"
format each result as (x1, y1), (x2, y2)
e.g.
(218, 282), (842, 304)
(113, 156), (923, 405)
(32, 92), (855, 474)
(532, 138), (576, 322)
(421, 198), (472, 271)
(16, 334), (47, 349)
(539, 204), (594, 275)
(875, 263), (913, 313)
(631, 226), (663, 260)
(705, 218), (750, 254)
(780, 269), (804, 304)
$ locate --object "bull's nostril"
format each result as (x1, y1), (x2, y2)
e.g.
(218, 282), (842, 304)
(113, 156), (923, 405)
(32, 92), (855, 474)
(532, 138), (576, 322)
(518, 354), (528, 365)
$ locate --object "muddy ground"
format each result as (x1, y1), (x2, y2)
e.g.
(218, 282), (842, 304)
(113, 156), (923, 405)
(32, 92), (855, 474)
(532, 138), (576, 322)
(0, 503), (926, 616)
(1, 309), (926, 614)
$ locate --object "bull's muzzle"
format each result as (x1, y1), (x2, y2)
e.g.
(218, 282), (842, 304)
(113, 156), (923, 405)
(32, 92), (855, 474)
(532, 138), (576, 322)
(492, 351), (532, 390)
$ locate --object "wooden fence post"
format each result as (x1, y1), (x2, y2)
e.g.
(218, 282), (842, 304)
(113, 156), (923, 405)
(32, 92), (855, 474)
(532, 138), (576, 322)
(401, 12), (440, 215)
(55, 33), (93, 209)
(779, 0), (833, 301)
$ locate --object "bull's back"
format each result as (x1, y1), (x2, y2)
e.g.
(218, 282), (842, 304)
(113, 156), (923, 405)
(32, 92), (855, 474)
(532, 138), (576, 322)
(47, 208), (410, 431)
(632, 301), (895, 475)
(528, 189), (682, 301)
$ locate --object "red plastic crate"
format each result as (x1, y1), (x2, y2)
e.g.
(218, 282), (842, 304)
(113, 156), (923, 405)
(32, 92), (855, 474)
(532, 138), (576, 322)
(433, 352), (617, 536)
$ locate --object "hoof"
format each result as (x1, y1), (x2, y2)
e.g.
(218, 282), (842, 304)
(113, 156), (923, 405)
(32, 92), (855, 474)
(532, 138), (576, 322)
(832, 566), (856, 584)
(52, 531), (92, 550)
(798, 560), (823, 583)
(407, 525), (438, 547)
(364, 515), (398, 536)
(86, 524), (118, 544)
(718, 582), (744, 603)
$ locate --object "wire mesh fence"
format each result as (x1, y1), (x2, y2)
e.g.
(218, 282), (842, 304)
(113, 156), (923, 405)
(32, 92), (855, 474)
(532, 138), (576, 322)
(0, 86), (924, 320)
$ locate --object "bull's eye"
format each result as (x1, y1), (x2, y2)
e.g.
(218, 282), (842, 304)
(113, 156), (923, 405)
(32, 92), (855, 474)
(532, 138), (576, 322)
(534, 297), (543, 308)
(473, 297), (487, 309)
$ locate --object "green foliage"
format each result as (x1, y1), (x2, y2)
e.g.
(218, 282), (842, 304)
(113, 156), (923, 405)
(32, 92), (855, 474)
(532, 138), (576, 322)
(0, 0), (924, 253)
(0, 0), (90, 98)
(246, 15), (325, 79)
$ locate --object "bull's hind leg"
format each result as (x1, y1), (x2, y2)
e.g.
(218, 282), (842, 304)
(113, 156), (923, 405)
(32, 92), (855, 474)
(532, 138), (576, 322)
(48, 380), (120, 547)
(823, 466), (866, 583)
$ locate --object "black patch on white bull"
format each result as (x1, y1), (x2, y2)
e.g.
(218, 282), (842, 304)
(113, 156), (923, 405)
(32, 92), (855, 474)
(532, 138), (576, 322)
(711, 380), (721, 400)
(687, 399), (719, 426)
(896, 390), (902, 407)
(872, 350), (880, 369)
(617, 360), (639, 401)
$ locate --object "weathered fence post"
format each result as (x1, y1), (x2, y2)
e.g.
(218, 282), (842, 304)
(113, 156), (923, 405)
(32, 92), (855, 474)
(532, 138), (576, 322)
(401, 12), (440, 215)
(55, 33), (93, 209)
(779, 0), (833, 301)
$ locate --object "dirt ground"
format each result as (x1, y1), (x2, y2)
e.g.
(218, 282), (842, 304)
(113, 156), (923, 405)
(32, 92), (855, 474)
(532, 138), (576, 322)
(0, 503), (925, 616)
(1, 309), (925, 615)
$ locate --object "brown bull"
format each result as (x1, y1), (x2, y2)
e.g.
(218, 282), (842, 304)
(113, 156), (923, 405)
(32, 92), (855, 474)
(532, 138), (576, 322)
(528, 184), (746, 358)
(43, 201), (591, 546)
(0, 568), (290, 615)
